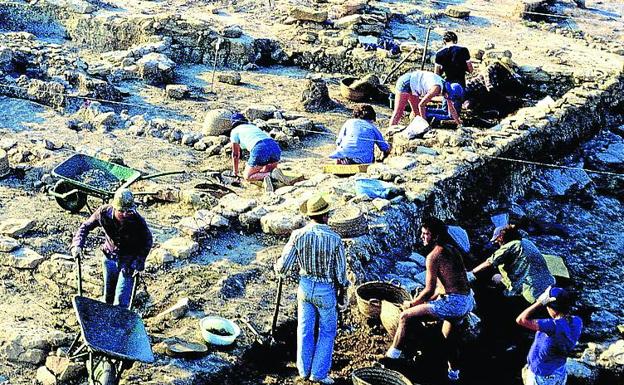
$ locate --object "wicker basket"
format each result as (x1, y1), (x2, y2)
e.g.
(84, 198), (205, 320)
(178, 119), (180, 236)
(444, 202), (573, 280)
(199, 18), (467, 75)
(355, 282), (411, 322)
(352, 366), (413, 385)
(380, 300), (402, 337)
(329, 206), (368, 238)
(340, 77), (367, 102)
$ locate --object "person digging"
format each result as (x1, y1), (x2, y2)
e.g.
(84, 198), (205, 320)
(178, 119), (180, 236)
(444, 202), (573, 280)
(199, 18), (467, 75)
(70, 188), (152, 308)
(274, 194), (349, 384)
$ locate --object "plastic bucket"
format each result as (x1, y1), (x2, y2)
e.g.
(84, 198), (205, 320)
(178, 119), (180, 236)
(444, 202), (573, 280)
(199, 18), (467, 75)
(199, 316), (241, 346)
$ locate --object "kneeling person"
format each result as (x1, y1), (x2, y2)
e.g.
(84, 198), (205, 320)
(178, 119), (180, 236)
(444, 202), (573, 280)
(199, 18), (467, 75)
(329, 104), (390, 164)
(230, 113), (285, 190)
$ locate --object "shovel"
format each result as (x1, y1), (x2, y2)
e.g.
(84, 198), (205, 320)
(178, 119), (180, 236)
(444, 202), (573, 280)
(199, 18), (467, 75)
(269, 276), (284, 346)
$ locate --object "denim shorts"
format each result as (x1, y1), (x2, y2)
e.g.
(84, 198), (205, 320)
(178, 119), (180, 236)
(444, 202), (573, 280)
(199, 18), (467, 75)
(429, 292), (475, 320)
(395, 73), (411, 93)
(248, 139), (281, 167)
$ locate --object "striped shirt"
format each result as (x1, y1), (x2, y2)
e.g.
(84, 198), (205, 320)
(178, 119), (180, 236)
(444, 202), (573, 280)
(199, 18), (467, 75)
(275, 222), (348, 287)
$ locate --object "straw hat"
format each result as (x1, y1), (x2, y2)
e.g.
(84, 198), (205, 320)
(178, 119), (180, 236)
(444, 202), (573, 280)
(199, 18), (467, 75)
(300, 194), (332, 216)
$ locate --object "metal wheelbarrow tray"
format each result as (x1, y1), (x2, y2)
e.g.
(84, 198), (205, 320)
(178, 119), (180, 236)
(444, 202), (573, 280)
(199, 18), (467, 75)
(72, 296), (154, 364)
(49, 154), (184, 213)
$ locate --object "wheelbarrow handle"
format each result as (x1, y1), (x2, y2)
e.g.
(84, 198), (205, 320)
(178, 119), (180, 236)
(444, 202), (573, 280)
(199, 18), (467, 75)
(139, 170), (186, 181)
(75, 253), (83, 297)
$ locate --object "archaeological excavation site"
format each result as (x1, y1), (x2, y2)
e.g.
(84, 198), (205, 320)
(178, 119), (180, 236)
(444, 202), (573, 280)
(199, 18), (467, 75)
(0, 0), (623, 384)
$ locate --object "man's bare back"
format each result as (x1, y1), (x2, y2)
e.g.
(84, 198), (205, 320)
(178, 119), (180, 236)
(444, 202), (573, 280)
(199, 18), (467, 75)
(429, 244), (470, 295)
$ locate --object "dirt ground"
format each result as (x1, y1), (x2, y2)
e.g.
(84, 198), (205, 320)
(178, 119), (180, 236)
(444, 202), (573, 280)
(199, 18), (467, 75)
(0, 0), (623, 384)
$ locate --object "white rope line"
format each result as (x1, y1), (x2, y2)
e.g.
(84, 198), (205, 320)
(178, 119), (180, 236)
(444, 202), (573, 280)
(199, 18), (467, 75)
(482, 154), (624, 179)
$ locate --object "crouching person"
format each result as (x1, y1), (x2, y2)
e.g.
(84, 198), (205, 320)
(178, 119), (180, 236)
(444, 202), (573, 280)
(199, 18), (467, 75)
(230, 112), (286, 191)
(329, 104), (390, 165)
(517, 287), (582, 385)
(274, 195), (348, 384)
(70, 189), (152, 308)
(386, 217), (474, 382)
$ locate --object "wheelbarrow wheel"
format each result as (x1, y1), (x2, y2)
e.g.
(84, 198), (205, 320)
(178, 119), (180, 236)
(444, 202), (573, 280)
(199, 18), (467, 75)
(53, 181), (87, 213)
(91, 358), (117, 385)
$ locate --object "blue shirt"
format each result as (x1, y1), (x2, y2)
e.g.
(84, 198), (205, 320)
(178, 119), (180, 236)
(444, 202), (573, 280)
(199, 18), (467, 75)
(528, 316), (582, 376)
(230, 124), (271, 151)
(329, 119), (390, 164)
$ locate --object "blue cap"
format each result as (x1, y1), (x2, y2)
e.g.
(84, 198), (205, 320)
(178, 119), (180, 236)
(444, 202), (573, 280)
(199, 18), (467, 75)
(230, 112), (247, 127)
(444, 82), (464, 101)
(547, 287), (573, 312)
(490, 225), (505, 242)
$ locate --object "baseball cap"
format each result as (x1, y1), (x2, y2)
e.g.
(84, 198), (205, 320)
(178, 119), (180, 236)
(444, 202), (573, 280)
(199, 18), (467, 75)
(230, 112), (248, 127)
(547, 287), (573, 312)
(490, 225), (505, 242)
(444, 82), (464, 101)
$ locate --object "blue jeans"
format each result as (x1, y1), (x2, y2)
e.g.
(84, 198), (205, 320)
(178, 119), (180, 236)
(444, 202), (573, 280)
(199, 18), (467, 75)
(102, 257), (135, 308)
(297, 277), (337, 380)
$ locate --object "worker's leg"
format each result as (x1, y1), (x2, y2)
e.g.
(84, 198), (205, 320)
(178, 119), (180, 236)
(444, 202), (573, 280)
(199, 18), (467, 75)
(442, 320), (460, 372)
(390, 92), (410, 125)
(245, 139), (281, 181)
(309, 282), (337, 381)
(114, 267), (135, 308)
(407, 94), (420, 120)
(102, 257), (120, 305)
(243, 164), (273, 181)
(297, 278), (318, 378)
(390, 303), (435, 351)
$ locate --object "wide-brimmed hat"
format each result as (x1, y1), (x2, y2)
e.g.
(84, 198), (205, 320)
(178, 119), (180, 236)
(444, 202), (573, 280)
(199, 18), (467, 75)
(300, 194), (332, 217)
(111, 188), (137, 212)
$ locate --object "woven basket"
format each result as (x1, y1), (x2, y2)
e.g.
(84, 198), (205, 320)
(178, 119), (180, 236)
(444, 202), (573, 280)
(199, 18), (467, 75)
(380, 300), (402, 337)
(340, 77), (367, 102)
(329, 206), (368, 238)
(355, 282), (411, 321)
(352, 366), (413, 385)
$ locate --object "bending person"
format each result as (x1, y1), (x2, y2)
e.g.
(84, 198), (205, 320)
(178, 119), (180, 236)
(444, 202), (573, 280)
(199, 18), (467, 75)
(516, 287), (582, 385)
(329, 104), (390, 164)
(229, 112), (286, 191)
(71, 189), (152, 308)
(390, 70), (463, 127)
(386, 217), (474, 382)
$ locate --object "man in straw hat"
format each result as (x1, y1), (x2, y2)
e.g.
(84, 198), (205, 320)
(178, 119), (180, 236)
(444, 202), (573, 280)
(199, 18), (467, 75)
(71, 188), (153, 308)
(275, 194), (348, 384)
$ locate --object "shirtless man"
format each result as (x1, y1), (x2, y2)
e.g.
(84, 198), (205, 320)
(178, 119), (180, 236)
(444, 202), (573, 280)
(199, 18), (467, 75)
(386, 217), (475, 382)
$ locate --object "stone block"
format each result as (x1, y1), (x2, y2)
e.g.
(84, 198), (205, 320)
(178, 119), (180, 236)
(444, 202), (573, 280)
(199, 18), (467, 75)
(289, 6), (328, 23)
(260, 211), (305, 235)
(3, 247), (46, 269)
(36, 366), (56, 385)
(155, 297), (190, 320)
(161, 237), (199, 259)
(217, 72), (242, 85)
(0, 236), (19, 252)
(165, 84), (189, 99)
(202, 109), (233, 136)
(136, 53), (176, 85)
(147, 248), (174, 265)
(0, 218), (34, 237)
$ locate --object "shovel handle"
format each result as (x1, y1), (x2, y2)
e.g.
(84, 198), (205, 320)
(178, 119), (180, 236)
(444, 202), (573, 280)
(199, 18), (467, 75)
(270, 277), (284, 337)
(75, 253), (83, 297)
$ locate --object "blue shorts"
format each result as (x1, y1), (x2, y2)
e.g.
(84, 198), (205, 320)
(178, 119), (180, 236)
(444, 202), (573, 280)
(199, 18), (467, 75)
(395, 73), (411, 93)
(248, 139), (281, 167)
(429, 292), (475, 320)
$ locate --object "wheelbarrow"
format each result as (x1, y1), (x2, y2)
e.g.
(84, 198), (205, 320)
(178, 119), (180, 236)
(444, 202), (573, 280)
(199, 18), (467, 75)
(48, 154), (184, 213)
(66, 253), (154, 385)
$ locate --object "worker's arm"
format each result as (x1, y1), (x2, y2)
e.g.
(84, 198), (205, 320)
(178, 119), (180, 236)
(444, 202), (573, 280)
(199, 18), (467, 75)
(133, 218), (153, 271)
(446, 98), (462, 126)
(516, 288), (556, 331)
(434, 63), (443, 76)
(466, 60), (474, 74)
(231, 142), (241, 176)
(274, 230), (300, 276)
(372, 126), (391, 154)
(417, 85), (441, 119)
(71, 207), (103, 252)
(410, 249), (439, 306)
(471, 259), (493, 275)
(335, 243), (349, 307)
(336, 123), (346, 146)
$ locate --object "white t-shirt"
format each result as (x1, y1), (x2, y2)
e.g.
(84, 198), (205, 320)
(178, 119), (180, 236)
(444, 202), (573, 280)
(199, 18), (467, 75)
(409, 71), (444, 97)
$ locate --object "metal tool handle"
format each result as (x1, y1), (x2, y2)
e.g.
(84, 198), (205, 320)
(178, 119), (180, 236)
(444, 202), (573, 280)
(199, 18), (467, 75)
(270, 277), (284, 337)
(128, 273), (140, 311)
(75, 253), (83, 297)
(420, 26), (432, 71)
